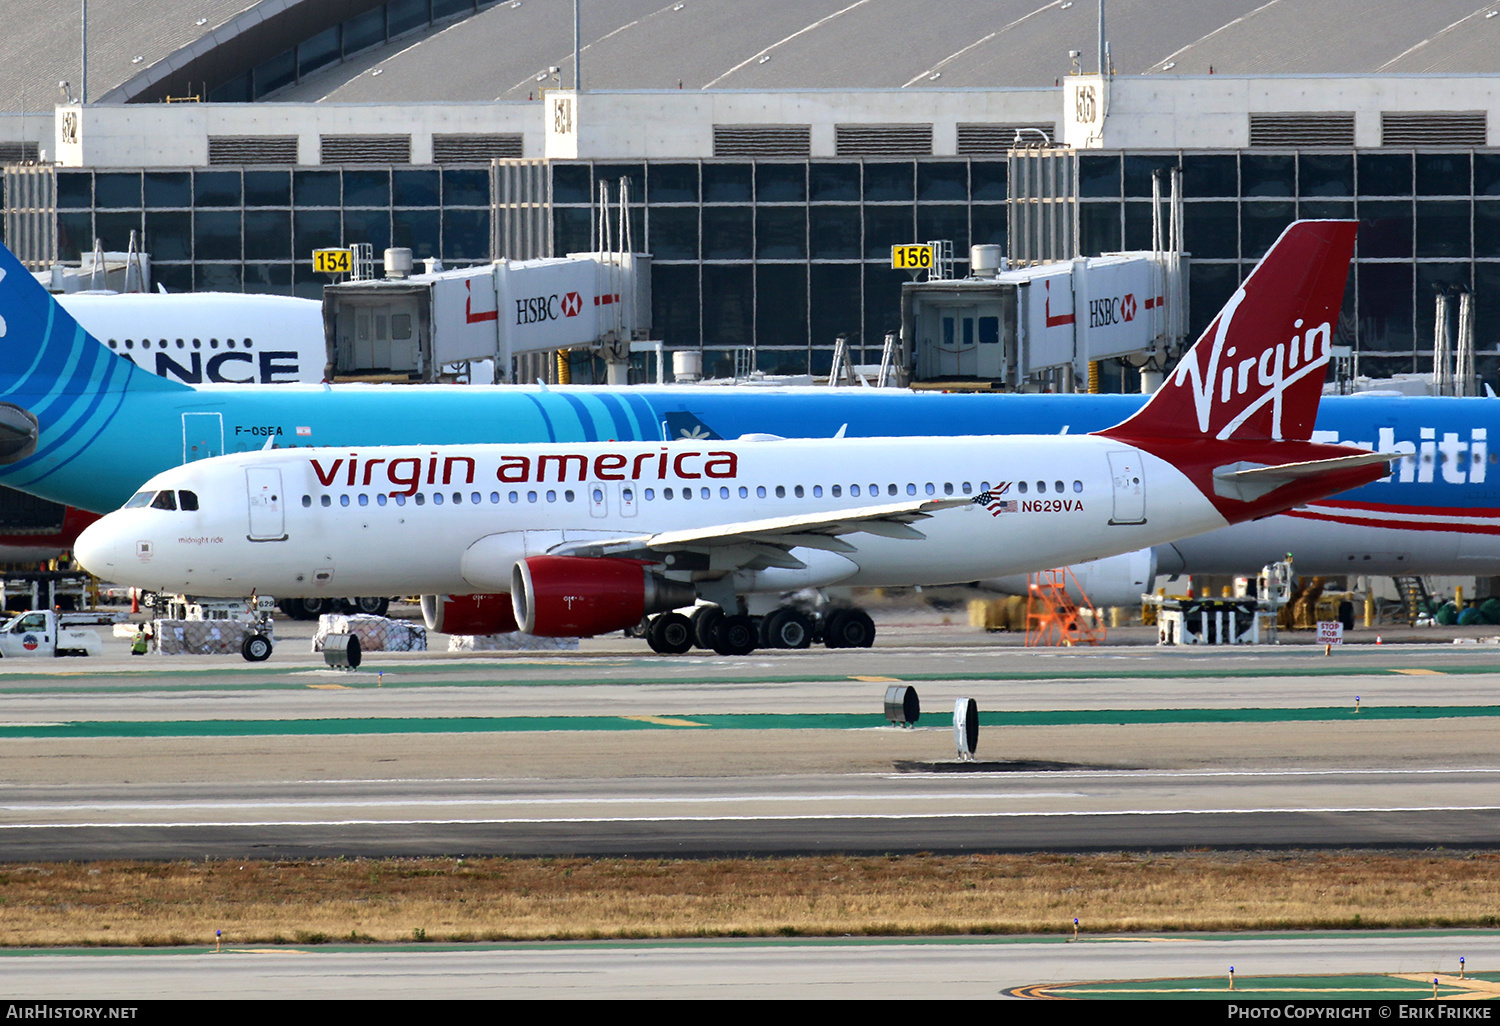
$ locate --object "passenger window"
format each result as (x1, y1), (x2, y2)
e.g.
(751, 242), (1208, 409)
(509, 492), (519, 503)
(664, 487), (674, 499)
(1054, 480), (1064, 493)
(906, 483), (916, 496)
(924, 483), (934, 495)
(301, 495), (312, 508)
(851, 485), (860, 497)
(738, 486), (748, 498)
(813, 485), (822, 498)
(547, 490), (557, 503)
(178, 491), (200, 511)
(395, 494), (407, 506)
(377, 494), (387, 506)
(832, 485), (841, 497)
(775, 485), (786, 498)
(682, 488), (692, 500)
(527, 491), (537, 503)
(432, 493), (443, 505)
(719, 487), (729, 499)
(943, 482), (953, 495)
(569, 490), (579, 502)
(701, 487), (710, 499)
(1018, 481), (1028, 494)
(490, 492), (500, 503)
(321, 495), (332, 507)
(1073, 480), (1083, 493)
(645, 488), (655, 500)
(962, 482), (972, 494)
(794, 485), (804, 498)
(339, 494), (350, 507)
(756, 486), (767, 498)
(359, 494), (369, 506)
(888, 484), (898, 496)
(150, 491), (177, 511)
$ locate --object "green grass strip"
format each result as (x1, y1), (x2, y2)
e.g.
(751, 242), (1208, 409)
(1, 705), (1497, 739)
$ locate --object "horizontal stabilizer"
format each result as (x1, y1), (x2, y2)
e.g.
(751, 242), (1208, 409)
(1212, 452), (1397, 503)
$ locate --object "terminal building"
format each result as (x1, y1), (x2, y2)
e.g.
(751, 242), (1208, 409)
(3, 0), (1500, 385)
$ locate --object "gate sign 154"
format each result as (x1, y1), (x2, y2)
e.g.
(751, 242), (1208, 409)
(891, 244), (934, 270)
(313, 248), (353, 274)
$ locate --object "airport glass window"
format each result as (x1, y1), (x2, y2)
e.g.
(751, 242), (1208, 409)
(1077, 154), (1122, 199)
(1078, 202), (1121, 257)
(1416, 201), (1472, 258)
(649, 164), (699, 204)
(387, 0), (429, 38)
(808, 163), (859, 202)
(195, 263), (242, 292)
(1122, 155), (1177, 197)
(243, 170), (291, 207)
(1358, 262), (1414, 351)
(595, 163), (645, 201)
(917, 162), (968, 202)
(1359, 201), (1413, 259)
(144, 172), (192, 208)
(209, 72), (251, 103)
(756, 163), (806, 203)
(56, 173), (92, 209)
(702, 207), (753, 259)
(648, 208), (699, 260)
(194, 172), (242, 208)
(756, 207), (806, 259)
(864, 162), (914, 203)
(1300, 199), (1355, 221)
(1241, 202), (1297, 260)
(56, 210), (91, 260)
(1181, 154), (1236, 199)
(1188, 262), (1241, 339)
(864, 206), (915, 259)
(551, 164), (593, 204)
(702, 266), (753, 346)
(345, 208), (392, 255)
(340, 494), (350, 507)
(971, 161), (1008, 201)
(651, 265), (700, 346)
(393, 169), (441, 207)
(756, 265), (808, 346)
(343, 9), (387, 57)
(433, 0), (474, 19)
(1416, 262), (1472, 342)
(1358, 153), (1412, 196)
(970, 205), (1006, 249)
(1475, 155), (1500, 198)
(917, 205), (969, 255)
(244, 210), (291, 261)
(1241, 154), (1296, 198)
(809, 208), (861, 259)
(95, 173), (142, 209)
(344, 170), (391, 208)
(298, 25), (342, 77)
(442, 209), (490, 261)
(1475, 201), (1500, 257)
(703, 164), (753, 203)
(294, 170), (342, 208)
(150, 491), (176, 511)
(1416, 153), (1471, 197)
(95, 211), (143, 251)
(253, 48), (297, 98)
(393, 209), (442, 259)
(864, 266), (906, 341)
(1299, 154), (1354, 198)
(1184, 202), (1238, 259)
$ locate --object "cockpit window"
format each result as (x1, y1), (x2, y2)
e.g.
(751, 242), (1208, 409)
(178, 490), (199, 511)
(124, 491), (153, 509)
(150, 490), (177, 511)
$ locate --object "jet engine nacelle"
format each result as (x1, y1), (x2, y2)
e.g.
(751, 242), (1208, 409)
(420, 593), (520, 635)
(976, 547), (1158, 609)
(511, 555), (697, 637)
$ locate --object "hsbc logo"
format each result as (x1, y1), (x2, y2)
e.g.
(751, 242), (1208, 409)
(516, 291), (586, 324)
(1089, 293), (1136, 328)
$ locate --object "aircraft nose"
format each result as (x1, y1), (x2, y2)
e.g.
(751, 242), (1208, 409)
(74, 517), (127, 577)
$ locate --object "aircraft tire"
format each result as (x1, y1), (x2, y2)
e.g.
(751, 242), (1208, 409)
(647, 612), (694, 655)
(241, 634), (273, 662)
(353, 597), (390, 617)
(824, 608), (875, 648)
(279, 598), (306, 620)
(761, 607), (812, 649)
(711, 614), (757, 656)
(690, 605), (724, 649)
(299, 597), (331, 620)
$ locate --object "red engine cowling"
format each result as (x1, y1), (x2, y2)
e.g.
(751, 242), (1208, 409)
(511, 555), (696, 637)
(420, 593), (519, 635)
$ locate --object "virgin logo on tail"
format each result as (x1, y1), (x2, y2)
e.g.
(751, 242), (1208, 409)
(1102, 220), (1356, 445)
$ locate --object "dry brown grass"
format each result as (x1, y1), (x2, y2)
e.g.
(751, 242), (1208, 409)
(2, 851), (1498, 948)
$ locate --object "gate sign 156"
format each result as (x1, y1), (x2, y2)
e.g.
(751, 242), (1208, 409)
(891, 244), (934, 270)
(313, 248), (352, 274)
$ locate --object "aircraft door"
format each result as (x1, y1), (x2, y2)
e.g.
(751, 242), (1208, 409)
(618, 482), (638, 517)
(1106, 450), (1147, 525)
(246, 467), (288, 541)
(182, 413), (223, 464)
(589, 482), (608, 518)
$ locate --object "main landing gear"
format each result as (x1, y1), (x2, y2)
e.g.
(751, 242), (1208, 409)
(641, 605), (875, 656)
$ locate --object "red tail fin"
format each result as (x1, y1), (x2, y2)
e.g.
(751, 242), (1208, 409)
(1101, 220), (1356, 444)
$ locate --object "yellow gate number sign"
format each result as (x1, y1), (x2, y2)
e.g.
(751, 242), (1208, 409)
(313, 248), (352, 274)
(891, 244), (933, 270)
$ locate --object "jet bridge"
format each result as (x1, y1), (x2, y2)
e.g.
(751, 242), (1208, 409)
(323, 249), (650, 383)
(901, 249), (1185, 391)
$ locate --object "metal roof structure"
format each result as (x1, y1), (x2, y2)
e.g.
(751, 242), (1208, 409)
(7, 1), (1500, 114)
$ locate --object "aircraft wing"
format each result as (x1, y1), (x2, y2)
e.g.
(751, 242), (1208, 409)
(547, 495), (977, 570)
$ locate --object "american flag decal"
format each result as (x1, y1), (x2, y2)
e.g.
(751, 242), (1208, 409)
(978, 481), (1016, 516)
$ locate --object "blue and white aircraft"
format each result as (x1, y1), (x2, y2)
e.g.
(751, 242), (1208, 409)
(0, 235), (1491, 617)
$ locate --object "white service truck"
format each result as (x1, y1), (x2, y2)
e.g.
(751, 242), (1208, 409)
(0, 610), (105, 657)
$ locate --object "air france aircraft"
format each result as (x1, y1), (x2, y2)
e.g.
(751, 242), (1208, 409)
(76, 221), (1391, 654)
(0, 226), (1486, 621)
